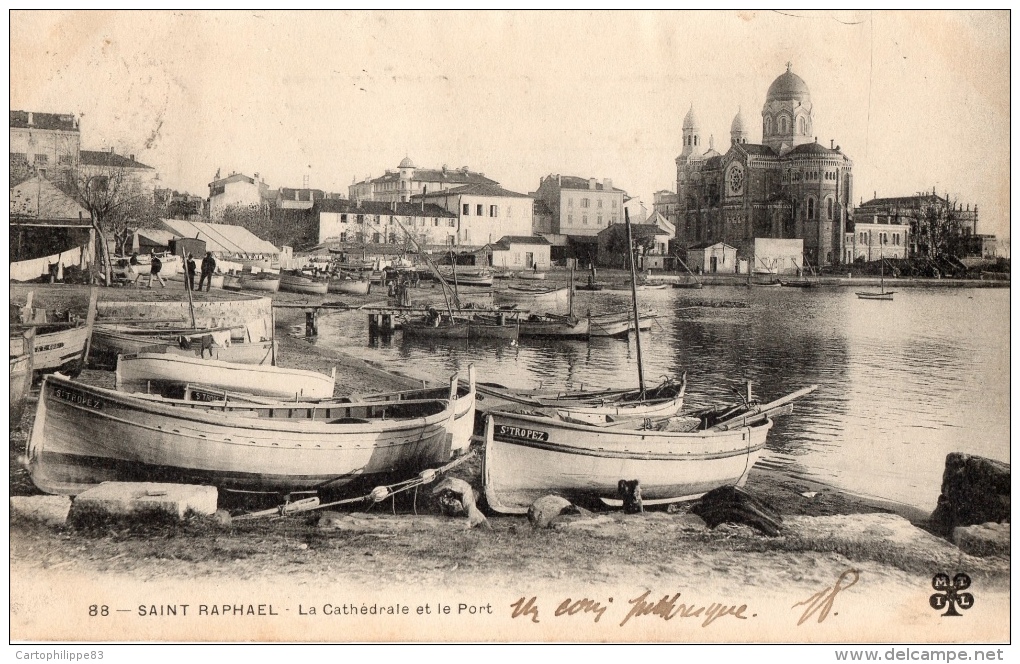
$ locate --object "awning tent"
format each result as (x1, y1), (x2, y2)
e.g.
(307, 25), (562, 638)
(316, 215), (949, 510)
(159, 218), (279, 258)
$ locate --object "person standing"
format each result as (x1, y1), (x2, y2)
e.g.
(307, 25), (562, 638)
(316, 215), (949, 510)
(199, 252), (217, 292)
(186, 254), (197, 291)
(146, 250), (166, 288)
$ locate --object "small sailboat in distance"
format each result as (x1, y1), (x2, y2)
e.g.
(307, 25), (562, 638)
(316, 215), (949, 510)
(856, 250), (895, 301)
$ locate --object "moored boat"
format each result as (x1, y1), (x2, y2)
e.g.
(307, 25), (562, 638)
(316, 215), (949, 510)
(493, 285), (570, 312)
(589, 310), (658, 337)
(279, 272), (330, 295)
(28, 373), (458, 495)
(517, 271), (547, 281)
(115, 352), (336, 399)
(329, 278), (371, 295)
(241, 273), (281, 293)
(517, 313), (590, 339)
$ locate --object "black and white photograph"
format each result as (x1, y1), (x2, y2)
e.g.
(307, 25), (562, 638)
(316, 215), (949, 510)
(8, 10), (1010, 649)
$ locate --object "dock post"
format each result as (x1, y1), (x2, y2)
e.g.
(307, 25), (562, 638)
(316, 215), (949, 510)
(368, 313), (379, 333)
(305, 308), (319, 337)
(382, 313), (393, 332)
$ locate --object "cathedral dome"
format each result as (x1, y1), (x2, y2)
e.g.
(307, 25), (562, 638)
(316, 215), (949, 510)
(398, 156), (415, 168)
(730, 108), (747, 134)
(682, 105), (700, 131)
(766, 66), (811, 103)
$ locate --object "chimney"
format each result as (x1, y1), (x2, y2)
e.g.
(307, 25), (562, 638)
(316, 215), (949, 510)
(557, 174), (561, 186)
(830, 139), (834, 149)
(603, 178), (613, 191)
(27, 112), (33, 126)
(588, 178), (596, 190)
(109, 146), (115, 153)
(130, 154), (135, 161)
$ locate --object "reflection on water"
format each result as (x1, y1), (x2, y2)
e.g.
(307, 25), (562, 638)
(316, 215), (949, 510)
(315, 286), (1010, 510)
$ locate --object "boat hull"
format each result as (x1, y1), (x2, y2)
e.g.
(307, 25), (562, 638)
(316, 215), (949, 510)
(494, 286), (570, 312)
(92, 327), (275, 366)
(10, 326), (92, 373)
(241, 276), (281, 293)
(329, 279), (371, 295)
(518, 315), (590, 339)
(279, 276), (330, 295)
(482, 411), (771, 513)
(115, 353), (335, 399)
(589, 312), (657, 337)
(10, 352), (33, 428)
(28, 374), (455, 495)
(856, 291), (895, 300)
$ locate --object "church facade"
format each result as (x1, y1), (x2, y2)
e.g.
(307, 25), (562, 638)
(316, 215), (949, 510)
(675, 66), (853, 270)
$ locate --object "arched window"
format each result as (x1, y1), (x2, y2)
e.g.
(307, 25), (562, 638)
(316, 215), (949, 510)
(779, 116), (788, 134)
(807, 197), (816, 220)
(694, 136), (699, 146)
(826, 197), (834, 220)
(798, 117), (806, 135)
(764, 116), (772, 135)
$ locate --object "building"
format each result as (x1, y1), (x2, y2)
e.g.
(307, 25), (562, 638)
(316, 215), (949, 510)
(316, 199), (458, 246)
(350, 158), (500, 203)
(686, 242), (738, 275)
(652, 190), (679, 228)
(78, 148), (158, 209)
(532, 174), (627, 237)
(596, 223), (671, 270)
(675, 65), (854, 268)
(853, 192), (983, 260)
(623, 197), (648, 226)
(275, 187), (326, 210)
(412, 183), (534, 246)
(9, 110), (81, 187)
(488, 235), (551, 271)
(208, 171), (270, 220)
(532, 199), (556, 235)
(753, 238), (804, 275)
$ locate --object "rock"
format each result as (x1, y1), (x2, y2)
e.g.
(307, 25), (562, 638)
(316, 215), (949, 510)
(929, 453), (1010, 537)
(10, 495), (72, 527)
(691, 485), (783, 537)
(432, 477), (490, 529)
(528, 495), (575, 529)
(953, 522), (1010, 557)
(68, 482), (217, 525)
(212, 509), (232, 526)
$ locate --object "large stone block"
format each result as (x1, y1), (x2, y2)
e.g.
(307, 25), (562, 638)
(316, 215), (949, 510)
(69, 482), (217, 524)
(953, 522), (1010, 558)
(10, 495), (72, 527)
(929, 453), (1010, 536)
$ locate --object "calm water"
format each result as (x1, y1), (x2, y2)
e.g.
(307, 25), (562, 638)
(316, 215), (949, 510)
(311, 285), (1010, 511)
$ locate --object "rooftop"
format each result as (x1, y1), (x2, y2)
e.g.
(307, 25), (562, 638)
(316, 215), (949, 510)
(317, 198), (456, 218)
(10, 110), (79, 132)
(81, 150), (154, 170)
(413, 183), (532, 199)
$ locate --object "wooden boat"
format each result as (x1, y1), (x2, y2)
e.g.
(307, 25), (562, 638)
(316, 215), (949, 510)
(329, 278), (371, 295)
(240, 273), (281, 293)
(152, 367), (477, 457)
(279, 272), (330, 295)
(517, 271), (547, 281)
(10, 328), (34, 429)
(441, 269), (494, 288)
(518, 313), (590, 339)
(92, 325), (275, 366)
(27, 372), (458, 495)
(115, 352), (336, 399)
(401, 315), (470, 339)
(468, 315), (519, 340)
(208, 274), (225, 290)
(589, 310), (658, 337)
(482, 384), (815, 512)
(494, 285), (570, 311)
(746, 277), (782, 287)
(9, 287), (98, 376)
(857, 253), (895, 300)
(672, 254), (704, 289)
(574, 281), (604, 291)
(482, 409), (771, 513)
(222, 274), (243, 291)
(779, 279), (815, 288)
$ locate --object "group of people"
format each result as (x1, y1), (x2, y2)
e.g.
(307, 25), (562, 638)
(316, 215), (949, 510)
(129, 250), (218, 291)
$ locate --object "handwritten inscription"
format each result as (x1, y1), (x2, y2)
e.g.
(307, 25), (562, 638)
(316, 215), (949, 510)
(792, 569), (860, 625)
(510, 596), (540, 623)
(620, 591), (748, 627)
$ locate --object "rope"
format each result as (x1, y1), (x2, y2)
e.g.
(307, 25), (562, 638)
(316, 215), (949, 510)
(233, 451), (474, 520)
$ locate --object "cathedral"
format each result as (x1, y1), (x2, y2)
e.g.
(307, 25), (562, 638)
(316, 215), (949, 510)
(675, 65), (853, 268)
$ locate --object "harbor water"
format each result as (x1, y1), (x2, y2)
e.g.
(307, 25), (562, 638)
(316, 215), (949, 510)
(315, 285), (1010, 511)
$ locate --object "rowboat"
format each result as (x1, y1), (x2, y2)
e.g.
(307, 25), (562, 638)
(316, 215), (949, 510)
(9, 287), (98, 376)
(170, 366), (477, 456)
(279, 273), (330, 295)
(9, 328), (34, 429)
(589, 310), (658, 337)
(476, 374), (686, 424)
(517, 313), (590, 339)
(27, 373), (458, 495)
(482, 409), (772, 513)
(241, 273), (281, 293)
(856, 291), (895, 301)
(92, 325), (275, 366)
(115, 353), (336, 399)
(494, 286), (570, 311)
(517, 271), (547, 281)
(441, 269), (494, 287)
(779, 279), (816, 288)
(222, 274), (243, 291)
(401, 313), (519, 340)
(329, 278), (371, 295)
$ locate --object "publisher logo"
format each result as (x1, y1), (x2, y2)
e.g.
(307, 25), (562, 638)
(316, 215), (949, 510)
(929, 572), (973, 617)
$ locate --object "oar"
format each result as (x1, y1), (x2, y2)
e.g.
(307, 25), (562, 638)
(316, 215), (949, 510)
(710, 384), (818, 431)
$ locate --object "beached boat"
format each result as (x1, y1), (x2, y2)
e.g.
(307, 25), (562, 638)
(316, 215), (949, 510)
(279, 272), (330, 295)
(441, 269), (494, 288)
(115, 353), (336, 399)
(241, 273), (282, 293)
(10, 328), (34, 429)
(494, 285), (570, 312)
(9, 287), (98, 376)
(27, 372), (458, 495)
(517, 271), (547, 281)
(92, 325), (275, 366)
(329, 278), (371, 295)
(482, 406), (774, 513)
(222, 274), (243, 291)
(152, 366), (477, 457)
(589, 310), (658, 337)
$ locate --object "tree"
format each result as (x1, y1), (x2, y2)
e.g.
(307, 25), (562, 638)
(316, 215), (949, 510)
(915, 195), (964, 261)
(222, 202), (273, 241)
(69, 164), (160, 285)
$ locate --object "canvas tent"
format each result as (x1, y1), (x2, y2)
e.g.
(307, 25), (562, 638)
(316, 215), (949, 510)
(158, 219), (279, 259)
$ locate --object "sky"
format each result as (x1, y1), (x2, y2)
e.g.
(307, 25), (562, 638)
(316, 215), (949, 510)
(9, 10), (1012, 240)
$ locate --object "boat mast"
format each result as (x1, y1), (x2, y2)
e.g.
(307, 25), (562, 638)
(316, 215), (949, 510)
(391, 216), (458, 316)
(568, 261), (574, 318)
(625, 209), (646, 398)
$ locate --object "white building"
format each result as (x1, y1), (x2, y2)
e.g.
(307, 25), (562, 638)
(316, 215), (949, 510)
(79, 149), (158, 203)
(488, 235), (551, 271)
(317, 200), (458, 246)
(208, 172), (269, 220)
(9, 110), (81, 186)
(350, 157), (500, 203)
(753, 238), (804, 275)
(687, 242), (738, 274)
(844, 222), (910, 263)
(413, 183), (534, 246)
(532, 174), (627, 237)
